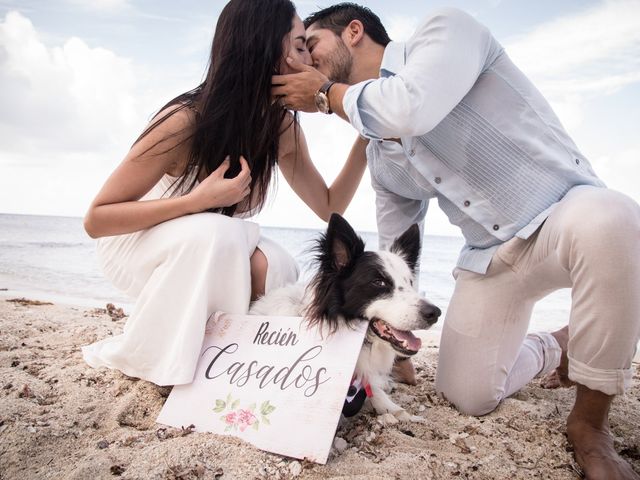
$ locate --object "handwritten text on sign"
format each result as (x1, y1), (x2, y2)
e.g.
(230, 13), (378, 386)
(157, 313), (367, 464)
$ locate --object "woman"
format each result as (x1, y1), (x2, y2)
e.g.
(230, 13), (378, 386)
(81, 0), (367, 386)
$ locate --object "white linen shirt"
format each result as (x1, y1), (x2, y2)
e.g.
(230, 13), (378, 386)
(342, 7), (605, 274)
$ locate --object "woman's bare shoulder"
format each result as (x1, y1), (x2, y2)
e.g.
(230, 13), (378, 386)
(130, 103), (198, 176)
(147, 103), (197, 138)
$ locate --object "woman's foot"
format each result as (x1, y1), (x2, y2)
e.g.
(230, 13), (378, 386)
(541, 325), (575, 389)
(392, 357), (417, 386)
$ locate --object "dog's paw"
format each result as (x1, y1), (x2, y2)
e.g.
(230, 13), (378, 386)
(393, 409), (413, 422)
(392, 409), (426, 423)
(377, 412), (400, 426)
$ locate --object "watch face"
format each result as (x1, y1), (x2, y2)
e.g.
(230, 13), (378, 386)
(314, 92), (330, 114)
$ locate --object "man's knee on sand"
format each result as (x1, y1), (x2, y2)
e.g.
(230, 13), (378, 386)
(436, 380), (502, 417)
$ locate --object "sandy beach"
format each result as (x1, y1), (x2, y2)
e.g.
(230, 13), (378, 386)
(1, 295), (638, 480)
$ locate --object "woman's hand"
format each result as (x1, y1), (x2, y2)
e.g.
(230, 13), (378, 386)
(186, 156), (252, 213)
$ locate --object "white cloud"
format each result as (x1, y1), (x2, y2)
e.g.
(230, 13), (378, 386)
(0, 10), (145, 157)
(505, 0), (640, 102)
(0, 10), (157, 218)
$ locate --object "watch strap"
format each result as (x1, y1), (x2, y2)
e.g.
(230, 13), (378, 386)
(319, 81), (336, 114)
(319, 80), (336, 95)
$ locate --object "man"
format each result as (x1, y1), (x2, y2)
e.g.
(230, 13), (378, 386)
(272, 3), (640, 479)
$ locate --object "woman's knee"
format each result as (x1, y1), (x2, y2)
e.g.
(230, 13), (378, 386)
(256, 237), (299, 293)
(250, 248), (268, 300)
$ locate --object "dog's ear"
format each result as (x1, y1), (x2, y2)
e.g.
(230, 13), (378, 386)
(325, 213), (365, 271)
(304, 214), (365, 330)
(390, 223), (421, 273)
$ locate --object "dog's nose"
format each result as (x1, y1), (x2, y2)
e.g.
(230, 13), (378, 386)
(420, 303), (441, 326)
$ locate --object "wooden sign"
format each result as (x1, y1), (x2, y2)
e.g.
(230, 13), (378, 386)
(157, 313), (367, 464)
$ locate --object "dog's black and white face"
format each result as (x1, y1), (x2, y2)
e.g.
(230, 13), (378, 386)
(305, 214), (441, 357)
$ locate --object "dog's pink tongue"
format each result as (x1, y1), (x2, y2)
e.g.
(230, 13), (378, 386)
(389, 326), (422, 352)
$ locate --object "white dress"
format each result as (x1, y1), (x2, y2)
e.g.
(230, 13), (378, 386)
(82, 174), (299, 385)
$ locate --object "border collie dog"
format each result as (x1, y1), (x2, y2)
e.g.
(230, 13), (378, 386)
(250, 213), (441, 421)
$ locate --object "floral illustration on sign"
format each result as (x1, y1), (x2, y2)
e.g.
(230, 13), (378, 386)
(213, 394), (276, 432)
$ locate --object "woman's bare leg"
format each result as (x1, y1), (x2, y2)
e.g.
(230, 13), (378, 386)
(250, 247), (268, 301)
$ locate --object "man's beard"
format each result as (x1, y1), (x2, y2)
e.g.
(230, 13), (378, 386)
(326, 37), (353, 84)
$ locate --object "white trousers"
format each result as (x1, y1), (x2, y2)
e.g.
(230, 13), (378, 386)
(82, 213), (299, 386)
(435, 186), (640, 415)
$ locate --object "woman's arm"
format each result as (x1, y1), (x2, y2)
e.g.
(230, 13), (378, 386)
(84, 107), (251, 238)
(278, 118), (368, 222)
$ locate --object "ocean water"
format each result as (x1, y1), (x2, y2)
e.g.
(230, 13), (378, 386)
(0, 213), (572, 333)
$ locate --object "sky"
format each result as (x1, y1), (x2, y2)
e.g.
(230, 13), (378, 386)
(0, 0), (639, 235)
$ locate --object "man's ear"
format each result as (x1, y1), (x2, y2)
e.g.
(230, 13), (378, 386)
(343, 19), (365, 47)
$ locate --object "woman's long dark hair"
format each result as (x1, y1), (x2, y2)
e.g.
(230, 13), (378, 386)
(135, 0), (297, 216)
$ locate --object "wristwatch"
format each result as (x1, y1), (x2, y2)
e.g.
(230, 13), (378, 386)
(314, 80), (336, 114)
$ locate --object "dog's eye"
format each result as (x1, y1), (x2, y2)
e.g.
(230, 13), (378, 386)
(373, 278), (387, 287)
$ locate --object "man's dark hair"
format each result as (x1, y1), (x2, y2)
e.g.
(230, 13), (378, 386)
(304, 3), (391, 47)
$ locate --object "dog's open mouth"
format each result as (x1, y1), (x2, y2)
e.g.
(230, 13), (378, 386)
(369, 319), (422, 356)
